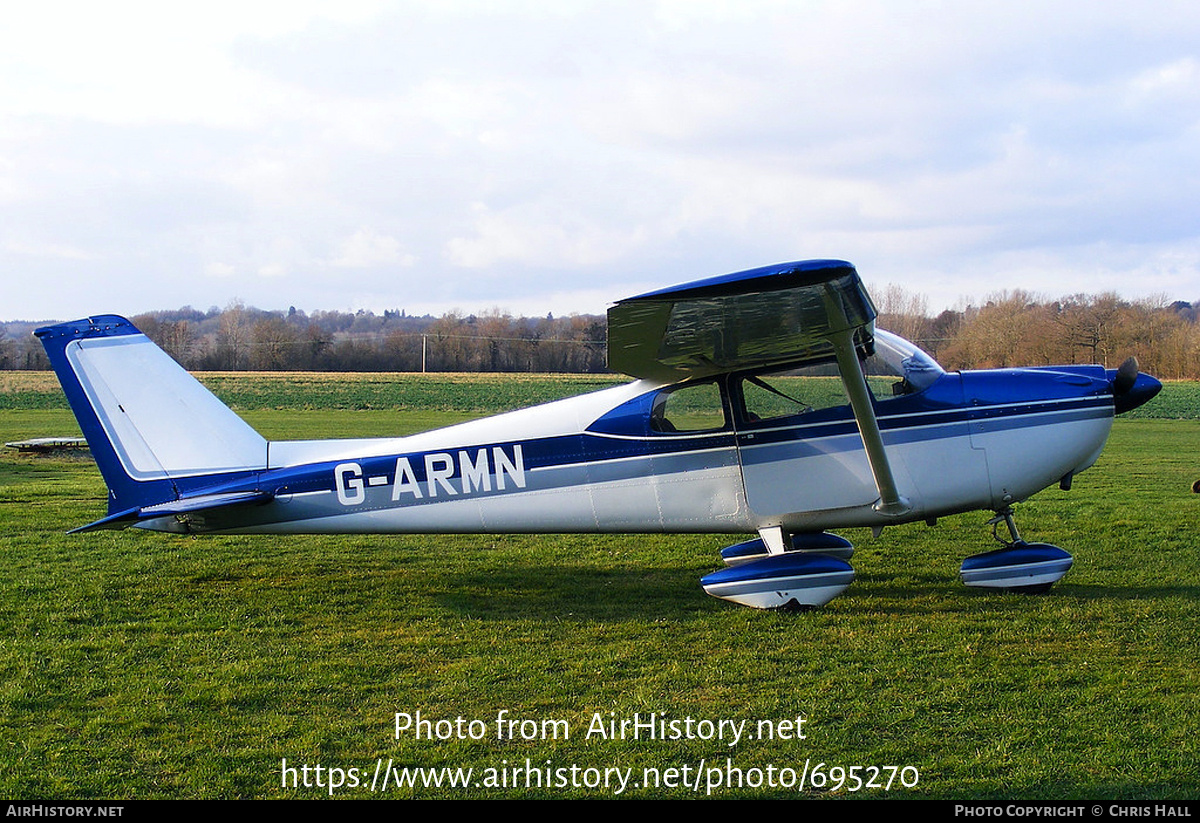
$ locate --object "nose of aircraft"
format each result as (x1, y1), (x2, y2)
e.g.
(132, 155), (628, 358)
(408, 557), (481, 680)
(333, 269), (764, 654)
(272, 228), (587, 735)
(1109, 357), (1163, 414)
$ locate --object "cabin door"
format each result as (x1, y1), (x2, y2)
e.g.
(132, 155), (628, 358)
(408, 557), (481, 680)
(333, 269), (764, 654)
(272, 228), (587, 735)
(732, 373), (880, 517)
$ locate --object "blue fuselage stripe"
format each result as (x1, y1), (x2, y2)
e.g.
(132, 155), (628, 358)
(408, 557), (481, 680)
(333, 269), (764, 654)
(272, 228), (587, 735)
(184, 394), (1114, 519)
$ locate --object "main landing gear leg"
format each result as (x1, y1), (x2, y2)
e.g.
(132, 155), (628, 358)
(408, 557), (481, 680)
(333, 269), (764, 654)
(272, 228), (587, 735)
(989, 507), (1023, 545)
(959, 506), (1073, 593)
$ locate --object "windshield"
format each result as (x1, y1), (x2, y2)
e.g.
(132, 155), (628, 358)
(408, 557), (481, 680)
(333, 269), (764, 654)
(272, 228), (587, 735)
(870, 329), (944, 392)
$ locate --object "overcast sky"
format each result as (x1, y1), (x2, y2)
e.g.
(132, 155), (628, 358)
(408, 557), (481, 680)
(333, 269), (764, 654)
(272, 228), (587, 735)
(3, 0), (1199, 322)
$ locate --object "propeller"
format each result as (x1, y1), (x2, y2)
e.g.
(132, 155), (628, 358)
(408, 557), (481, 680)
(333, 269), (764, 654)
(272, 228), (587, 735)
(1110, 355), (1162, 414)
(1112, 356), (1139, 396)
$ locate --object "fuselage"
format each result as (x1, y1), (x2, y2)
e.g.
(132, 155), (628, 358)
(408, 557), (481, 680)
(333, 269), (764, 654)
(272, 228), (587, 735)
(153, 347), (1131, 538)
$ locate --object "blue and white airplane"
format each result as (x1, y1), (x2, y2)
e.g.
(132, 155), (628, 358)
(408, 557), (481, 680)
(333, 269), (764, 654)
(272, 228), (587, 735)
(36, 260), (1161, 610)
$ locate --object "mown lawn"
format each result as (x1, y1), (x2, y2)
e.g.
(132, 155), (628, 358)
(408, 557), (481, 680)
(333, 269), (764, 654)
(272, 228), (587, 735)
(0, 374), (1196, 798)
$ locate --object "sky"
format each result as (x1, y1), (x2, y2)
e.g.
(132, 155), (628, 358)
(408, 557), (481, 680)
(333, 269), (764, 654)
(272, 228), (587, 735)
(3, 0), (1199, 322)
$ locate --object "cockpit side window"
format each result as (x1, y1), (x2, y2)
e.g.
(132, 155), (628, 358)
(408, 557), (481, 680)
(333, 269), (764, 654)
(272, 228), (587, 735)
(738, 372), (847, 423)
(650, 381), (728, 433)
(737, 354), (924, 425)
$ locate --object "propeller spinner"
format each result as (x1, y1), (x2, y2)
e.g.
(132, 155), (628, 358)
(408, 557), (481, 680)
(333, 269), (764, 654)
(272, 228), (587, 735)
(1110, 356), (1162, 414)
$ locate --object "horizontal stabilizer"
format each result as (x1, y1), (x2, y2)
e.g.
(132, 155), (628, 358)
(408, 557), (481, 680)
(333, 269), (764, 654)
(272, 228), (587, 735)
(69, 490), (274, 534)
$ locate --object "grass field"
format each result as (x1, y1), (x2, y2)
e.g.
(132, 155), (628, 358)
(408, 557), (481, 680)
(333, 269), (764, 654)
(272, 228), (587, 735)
(0, 373), (1197, 798)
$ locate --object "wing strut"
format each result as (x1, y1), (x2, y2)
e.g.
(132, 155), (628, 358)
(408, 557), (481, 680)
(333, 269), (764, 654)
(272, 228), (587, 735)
(826, 317), (911, 519)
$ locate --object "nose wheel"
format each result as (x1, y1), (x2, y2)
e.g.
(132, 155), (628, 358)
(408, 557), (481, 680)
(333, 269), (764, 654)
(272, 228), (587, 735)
(960, 507), (1074, 593)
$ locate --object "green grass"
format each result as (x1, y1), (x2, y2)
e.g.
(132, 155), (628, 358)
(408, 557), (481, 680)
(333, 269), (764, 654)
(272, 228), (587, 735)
(3, 371), (1199, 419)
(0, 371), (627, 414)
(0, 376), (1197, 798)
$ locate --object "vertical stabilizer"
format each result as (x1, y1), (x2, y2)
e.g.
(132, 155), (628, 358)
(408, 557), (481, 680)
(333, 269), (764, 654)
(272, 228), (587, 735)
(36, 316), (267, 514)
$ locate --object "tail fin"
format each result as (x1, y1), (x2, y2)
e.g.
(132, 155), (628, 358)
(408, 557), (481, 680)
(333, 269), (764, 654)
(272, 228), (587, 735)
(36, 316), (266, 516)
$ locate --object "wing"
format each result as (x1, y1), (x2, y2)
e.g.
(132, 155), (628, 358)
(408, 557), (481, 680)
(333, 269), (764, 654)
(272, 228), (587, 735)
(608, 259), (909, 517)
(606, 259), (877, 382)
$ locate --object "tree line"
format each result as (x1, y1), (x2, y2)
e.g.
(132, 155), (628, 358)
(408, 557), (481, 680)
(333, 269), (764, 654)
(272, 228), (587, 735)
(3, 288), (1199, 377)
(0, 303), (609, 374)
(875, 286), (1200, 380)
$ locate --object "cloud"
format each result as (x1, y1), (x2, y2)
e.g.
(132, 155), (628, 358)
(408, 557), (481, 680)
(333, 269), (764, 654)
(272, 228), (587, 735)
(4, 1), (1200, 321)
(446, 201), (650, 270)
(331, 228), (415, 268)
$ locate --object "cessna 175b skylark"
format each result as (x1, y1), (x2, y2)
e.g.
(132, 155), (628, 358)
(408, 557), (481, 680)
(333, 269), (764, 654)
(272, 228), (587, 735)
(36, 260), (1162, 610)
